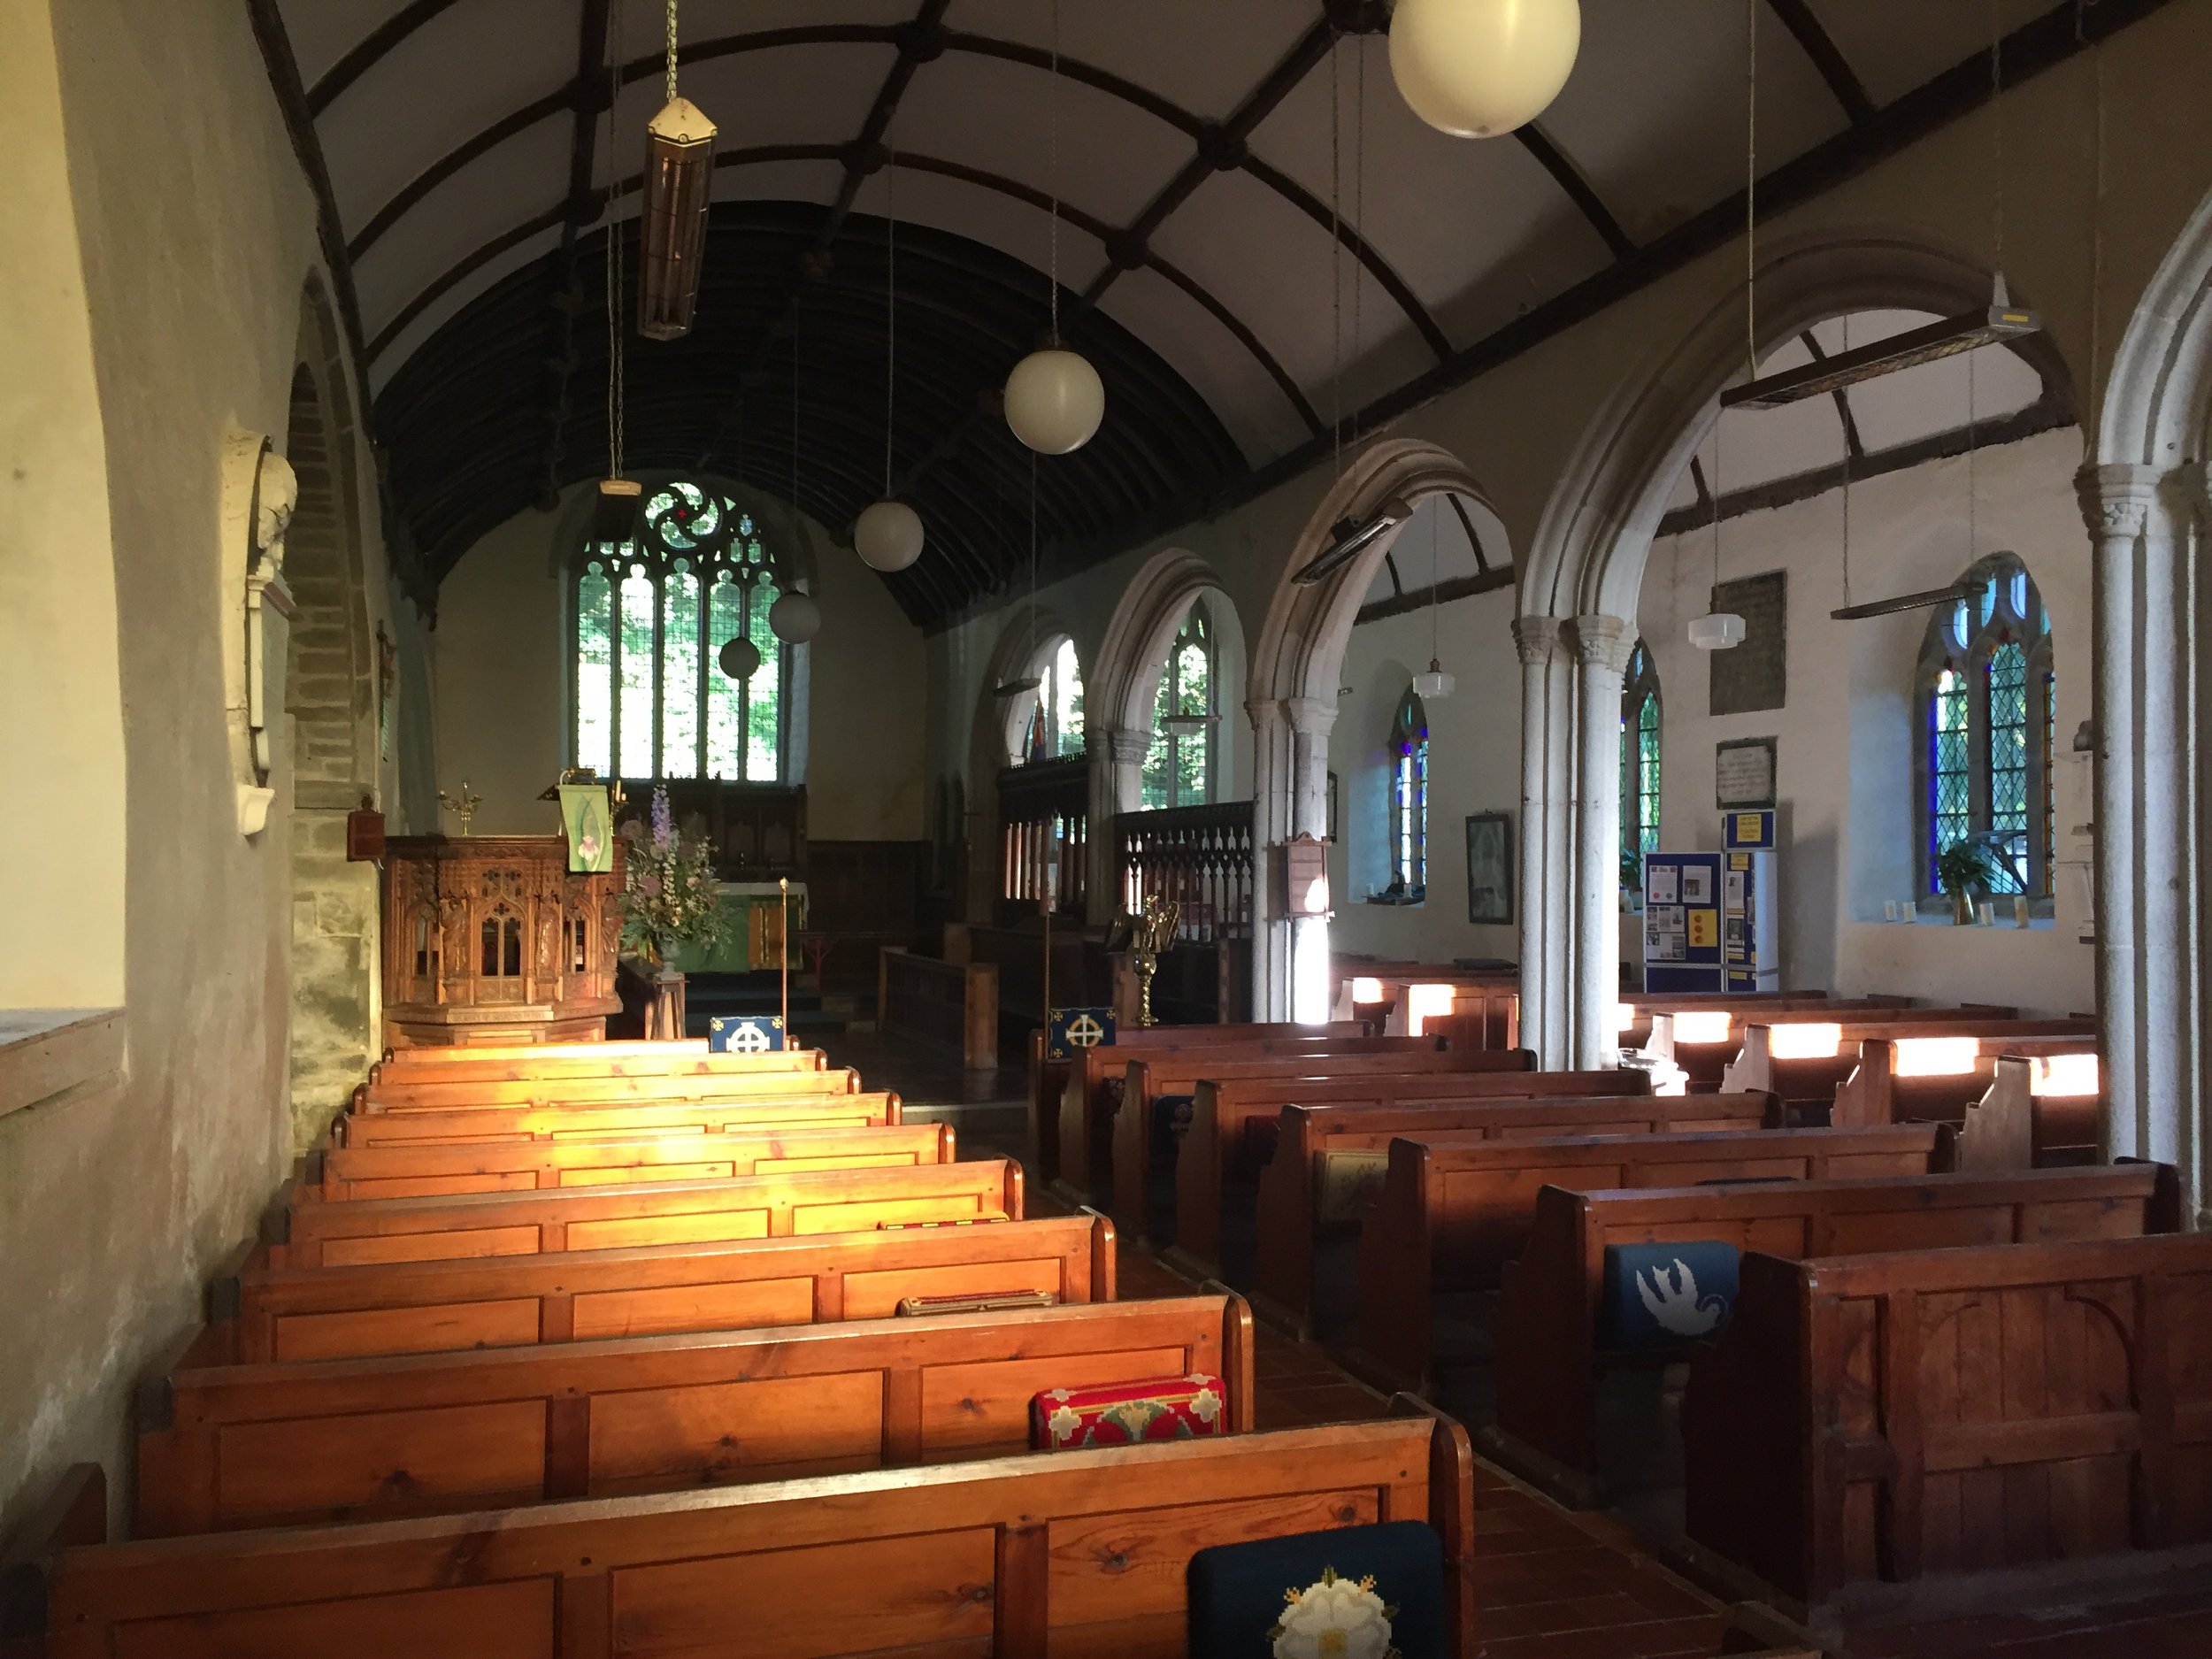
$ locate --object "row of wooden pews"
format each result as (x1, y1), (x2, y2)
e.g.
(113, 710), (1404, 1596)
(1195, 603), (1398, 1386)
(1044, 977), (2210, 1638)
(2, 1036), (1481, 1657)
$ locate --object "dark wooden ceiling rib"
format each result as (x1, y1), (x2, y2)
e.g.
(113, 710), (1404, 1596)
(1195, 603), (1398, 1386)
(244, 0), (374, 413)
(1513, 125), (1635, 261)
(539, 0), (615, 503)
(1763, 0), (1877, 125)
(1447, 494), (1493, 574)
(687, 0), (956, 468)
(348, 89), (572, 261)
(370, 209), (563, 359)
(306, 0), (465, 115)
(1798, 329), (1866, 458)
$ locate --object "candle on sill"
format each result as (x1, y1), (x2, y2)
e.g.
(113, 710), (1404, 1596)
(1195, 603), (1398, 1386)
(2014, 895), (2030, 928)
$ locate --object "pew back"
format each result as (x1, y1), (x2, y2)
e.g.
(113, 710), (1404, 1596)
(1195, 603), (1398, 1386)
(1955, 1054), (2104, 1171)
(335, 1091), (902, 1148)
(1831, 1035), (2099, 1132)
(216, 1213), (1115, 1363)
(357, 1067), (864, 1113)
(1722, 1018), (2094, 1112)
(18, 1416), (1475, 1658)
(371, 1044), (817, 1084)
(1492, 1163), (2179, 1481)
(1682, 1233), (2212, 1609)
(138, 1295), (1255, 1535)
(270, 1157), (1025, 1268)
(304, 1122), (955, 1202)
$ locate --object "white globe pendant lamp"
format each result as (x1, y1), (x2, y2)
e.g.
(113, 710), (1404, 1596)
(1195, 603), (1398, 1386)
(1389, 0), (1582, 139)
(1005, 347), (1105, 455)
(768, 589), (822, 644)
(855, 499), (925, 572)
(718, 634), (762, 680)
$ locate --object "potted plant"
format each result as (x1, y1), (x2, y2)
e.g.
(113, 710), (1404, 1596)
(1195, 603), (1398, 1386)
(618, 787), (730, 1036)
(1620, 843), (1642, 912)
(1932, 837), (2000, 926)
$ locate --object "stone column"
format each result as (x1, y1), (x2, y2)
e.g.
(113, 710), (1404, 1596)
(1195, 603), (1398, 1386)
(1512, 618), (1567, 1067)
(1086, 723), (1152, 924)
(1247, 697), (1294, 1019)
(1284, 695), (1340, 1024)
(2078, 465), (2154, 1167)
(1571, 615), (1637, 1070)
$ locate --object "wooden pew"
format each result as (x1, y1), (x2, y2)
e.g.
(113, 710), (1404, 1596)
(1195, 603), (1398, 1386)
(371, 1043), (821, 1084)
(334, 1091), (903, 1148)
(1488, 1163), (2181, 1500)
(1168, 1064), (1639, 1284)
(136, 1294), (1256, 1535)
(301, 1123), (951, 1202)
(1829, 1034), (2096, 1132)
(1681, 1233), (2212, 1622)
(1025, 1020), (1349, 1184)
(11, 1413), (1477, 1658)
(1955, 1052), (2103, 1171)
(355, 1065), (865, 1114)
(1722, 1018), (2094, 1118)
(1112, 1048), (1540, 1246)
(1055, 1030), (1412, 1203)
(268, 1157), (1025, 1269)
(1350, 1125), (1947, 1401)
(1249, 1091), (1781, 1336)
(1618, 991), (1858, 1054)
(213, 1212), (1116, 1363)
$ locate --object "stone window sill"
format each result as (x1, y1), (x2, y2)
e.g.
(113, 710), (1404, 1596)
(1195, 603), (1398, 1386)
(0, 1009), (125, 1121)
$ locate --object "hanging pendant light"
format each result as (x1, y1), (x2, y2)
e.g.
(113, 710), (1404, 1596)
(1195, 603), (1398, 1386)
(857, 149), (925, 572)
(595, 13), (640, 538)
(718, 635), (762, 680)
(1692, 0), (1756, 655)
(639, 1), (716, 341)
(769, 590), (821, 644)
(1412, 497), (1455, 697)
(1007, 1), (1105, 456)
(1389, 0), (1581, 139)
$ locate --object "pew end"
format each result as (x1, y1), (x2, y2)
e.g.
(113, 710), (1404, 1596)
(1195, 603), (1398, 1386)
(0, 1463), (107, 1648)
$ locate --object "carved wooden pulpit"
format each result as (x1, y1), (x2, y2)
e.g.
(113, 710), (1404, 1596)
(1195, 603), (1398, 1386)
(380, 835), (624, 1048)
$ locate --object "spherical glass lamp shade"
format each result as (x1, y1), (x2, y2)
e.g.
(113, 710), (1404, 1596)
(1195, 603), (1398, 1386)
(1004, 347), (1106, 455)
(855, 499), (925, 572)
(1687, 611), (1746, 651)
(718, 635), (764, 680)
(768, 590), (822, 645)
(1389, 0), (1581, 139)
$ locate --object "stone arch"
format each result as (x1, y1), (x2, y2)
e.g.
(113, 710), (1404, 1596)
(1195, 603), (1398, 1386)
(1517, 225), (2074, 1067)
(964, 601), (1079, 924)
(282, 273), (380, 1151)
(1087, 549), (1252, 917)
(2082, 182), (2212, 1214)
(1246, 438), (1496, 1019)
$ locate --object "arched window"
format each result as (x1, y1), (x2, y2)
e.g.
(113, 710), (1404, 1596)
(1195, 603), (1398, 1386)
(1916, 553), (2055, 896)
(1020, 636), (1086, 763)
(1389, 689), (1429, 898)
(572, 481), (788, 781)
(1141, 601), (1215, 808)
(1620, 641), (1662, 876)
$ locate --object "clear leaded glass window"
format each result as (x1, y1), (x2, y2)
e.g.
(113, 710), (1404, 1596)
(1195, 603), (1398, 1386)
(1620, 641), (1662, 881)
(1917, 552), (2055, 897)
(1018, 637), (1087, 763)
(1391, 689), (1428, 897)
(1142, 602), (1214, 809)
(572, 481), (789, 781)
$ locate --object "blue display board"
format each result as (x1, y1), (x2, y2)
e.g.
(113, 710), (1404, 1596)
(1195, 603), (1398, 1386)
(1641, 851), (1727, 993)
(708, 1014), (786, 1053)
(1047, 1006), (1117, 1061)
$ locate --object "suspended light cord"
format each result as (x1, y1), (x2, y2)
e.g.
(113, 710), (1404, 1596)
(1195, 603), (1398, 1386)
(1048, 0), (1062, 345)
(605, 0), (626, 480)
(1351, 34), (1367, 446)
(664, 0), (680, 104)
(2081, 0), (2106, 446)
(1329, 34), (1342, 473)
(1744, 0), (1757, 379)
(1430, 496), (1442, 665)
(884, 148), (897, 496)
(793, 293), (803, 538)
(1839, 313), (1853, 608)
(1990, 0), (2006, 281)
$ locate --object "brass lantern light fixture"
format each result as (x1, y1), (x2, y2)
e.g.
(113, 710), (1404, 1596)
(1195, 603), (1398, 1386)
(639, 1), (716, 342)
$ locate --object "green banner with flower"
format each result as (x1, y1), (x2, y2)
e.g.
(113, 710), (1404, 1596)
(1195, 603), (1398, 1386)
(559, 783), (614, 873)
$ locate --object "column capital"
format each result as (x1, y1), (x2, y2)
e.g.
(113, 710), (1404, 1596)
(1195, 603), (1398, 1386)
(2076, 461), (2160, 539)
(1282, 695), (1339, 738)
(1571, 612), (1637, 675)
(1094, 724), (1152, 767)
(1510, 614), (1564, 668)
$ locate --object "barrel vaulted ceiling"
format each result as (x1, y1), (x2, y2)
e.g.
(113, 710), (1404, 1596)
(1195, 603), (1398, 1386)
(261, 0), (2151, 628)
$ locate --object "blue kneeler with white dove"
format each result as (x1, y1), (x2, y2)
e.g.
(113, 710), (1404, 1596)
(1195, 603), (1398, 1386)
(1598, 1240), (1740, 1351)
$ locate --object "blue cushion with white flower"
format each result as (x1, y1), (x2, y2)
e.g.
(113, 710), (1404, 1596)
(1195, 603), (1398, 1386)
(1599, 1240), (1740, 1352)
(707, 1014), (785, 1054)
(1187, 1520), (1445, 1659)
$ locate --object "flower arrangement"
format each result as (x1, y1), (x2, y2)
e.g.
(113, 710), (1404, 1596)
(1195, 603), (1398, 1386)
(618, 787), (730, 967)
(1269, 1568), (1400, 1659)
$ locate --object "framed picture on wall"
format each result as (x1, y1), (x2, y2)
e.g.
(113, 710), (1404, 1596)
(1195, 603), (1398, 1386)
(1465, 812), (1514, 925)
(1325, 771), (1339, 843)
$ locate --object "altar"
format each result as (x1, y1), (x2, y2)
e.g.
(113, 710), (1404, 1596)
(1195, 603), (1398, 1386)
(669, 882), (807, 974)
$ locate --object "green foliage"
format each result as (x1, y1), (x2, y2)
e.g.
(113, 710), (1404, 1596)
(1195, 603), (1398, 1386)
(1933, 836), (2001, 896)
(618, 787), (732, 961)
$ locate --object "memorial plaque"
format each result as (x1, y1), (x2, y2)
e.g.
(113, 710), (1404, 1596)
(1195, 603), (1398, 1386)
(1709, 571), (1787, 715)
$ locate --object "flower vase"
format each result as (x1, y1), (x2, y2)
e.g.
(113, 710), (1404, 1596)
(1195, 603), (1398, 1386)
(1950, 889), (1975, 926)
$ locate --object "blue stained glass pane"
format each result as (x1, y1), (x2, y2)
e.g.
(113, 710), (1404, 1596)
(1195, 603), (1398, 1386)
(1637, 695), (1662, 856)
(1930, 667), (1970, 892)
(574, 565), (613, 774)
(2044, 667), (2057, 895)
